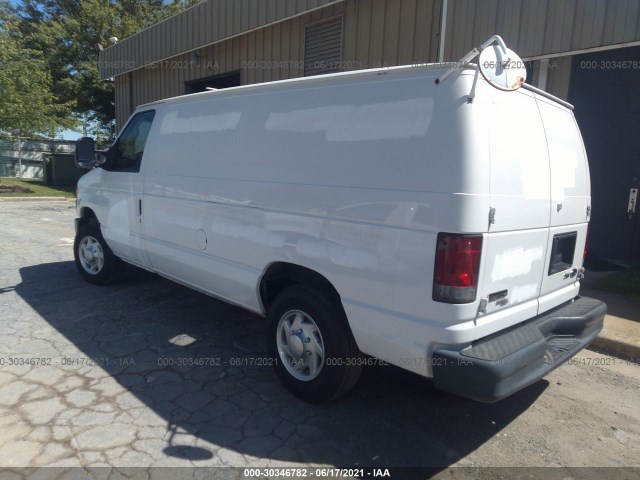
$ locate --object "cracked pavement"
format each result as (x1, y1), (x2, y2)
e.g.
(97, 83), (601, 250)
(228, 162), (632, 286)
(1, 200), (639, 473)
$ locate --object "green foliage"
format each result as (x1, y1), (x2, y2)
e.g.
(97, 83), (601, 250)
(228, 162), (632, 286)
(11, 0), (198, 138)
(0, 1), (75, 137)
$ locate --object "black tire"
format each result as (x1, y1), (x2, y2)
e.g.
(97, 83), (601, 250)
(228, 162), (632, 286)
(267, 285), (363, 402)
(73, 221), (125, 285)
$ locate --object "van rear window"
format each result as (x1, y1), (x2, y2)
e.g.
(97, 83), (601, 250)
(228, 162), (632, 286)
(548, 232), (577, 275)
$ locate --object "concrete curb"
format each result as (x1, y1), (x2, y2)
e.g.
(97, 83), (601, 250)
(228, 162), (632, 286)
(581, 285), (640, 362)
(0, 196), (73, 202)
(590, 333), (640, 362)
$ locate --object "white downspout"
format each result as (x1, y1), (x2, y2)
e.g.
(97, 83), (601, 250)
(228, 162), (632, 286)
(438, 0), (448, 63)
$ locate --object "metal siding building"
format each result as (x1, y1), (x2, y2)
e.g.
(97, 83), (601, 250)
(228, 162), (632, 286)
(102, 0), (445, 125)
(99, 0), (640, 265)
(100, 0), (640, 126)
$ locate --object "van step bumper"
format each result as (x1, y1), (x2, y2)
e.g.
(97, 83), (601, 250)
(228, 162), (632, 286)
(432, 296), (606, 403)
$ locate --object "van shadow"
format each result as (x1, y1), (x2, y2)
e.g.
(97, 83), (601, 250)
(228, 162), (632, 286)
(15, 261), (546, 471)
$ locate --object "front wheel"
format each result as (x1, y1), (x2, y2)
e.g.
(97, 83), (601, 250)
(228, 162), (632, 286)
(267, 286), (363, 402)
(74, 221), (124, 285)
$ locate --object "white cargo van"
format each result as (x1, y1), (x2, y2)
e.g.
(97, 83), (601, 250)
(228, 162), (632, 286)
(74, 37), (605, 403)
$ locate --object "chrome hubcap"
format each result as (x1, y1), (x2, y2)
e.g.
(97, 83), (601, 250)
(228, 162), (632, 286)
(78, 236), (104, 275)
(276, 310), (324, 381)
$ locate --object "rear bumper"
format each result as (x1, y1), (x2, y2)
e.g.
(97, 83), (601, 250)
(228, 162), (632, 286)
(432, 296), (606, 403)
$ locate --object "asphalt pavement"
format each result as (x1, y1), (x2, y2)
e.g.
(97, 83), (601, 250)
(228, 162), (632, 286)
(0, 199), (638, 477)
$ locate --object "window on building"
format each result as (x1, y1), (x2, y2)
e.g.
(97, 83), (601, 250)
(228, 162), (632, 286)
(186, 71), (241, 94)
(304, 17), (343, 77)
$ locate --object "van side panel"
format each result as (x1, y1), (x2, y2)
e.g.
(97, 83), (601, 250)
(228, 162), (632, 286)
(142, 70), (477, 321)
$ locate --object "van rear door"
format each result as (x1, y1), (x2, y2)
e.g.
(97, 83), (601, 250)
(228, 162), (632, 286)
(478, 88), (590, 322)
(478, 87), (551, 322)
(536, 97), (591, 313)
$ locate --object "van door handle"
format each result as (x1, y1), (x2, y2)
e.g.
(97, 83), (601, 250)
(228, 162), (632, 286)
(138, 198), (142, 216)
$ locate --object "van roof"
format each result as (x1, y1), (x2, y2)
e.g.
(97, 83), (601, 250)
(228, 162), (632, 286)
(136, 63), (459, 109)
(136, 63), (572, 111)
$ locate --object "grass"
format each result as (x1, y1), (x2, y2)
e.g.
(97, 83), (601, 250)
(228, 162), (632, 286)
(0, 177), (75, 197)
(592, 269), (640, 298)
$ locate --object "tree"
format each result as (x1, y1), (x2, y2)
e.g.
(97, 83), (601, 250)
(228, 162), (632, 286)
(0, 1), (74, 137)
(16, 0), (200, 139)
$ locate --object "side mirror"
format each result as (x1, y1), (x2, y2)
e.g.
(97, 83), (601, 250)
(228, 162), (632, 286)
(75, 137), (103, 169)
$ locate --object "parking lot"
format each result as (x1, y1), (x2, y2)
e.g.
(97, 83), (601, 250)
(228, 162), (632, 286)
(1, 201), (639, 477)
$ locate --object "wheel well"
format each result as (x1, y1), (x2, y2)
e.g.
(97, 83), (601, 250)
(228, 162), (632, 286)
(78, 207), (98, 228)
(259, 263), (343, 313)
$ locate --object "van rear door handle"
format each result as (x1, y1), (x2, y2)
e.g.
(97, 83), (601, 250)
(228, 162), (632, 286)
(138, 198), (142, 216)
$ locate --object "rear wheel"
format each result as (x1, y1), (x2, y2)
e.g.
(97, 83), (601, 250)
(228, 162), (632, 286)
(267, 285), (362, 402)
(74, 221), (124, 285)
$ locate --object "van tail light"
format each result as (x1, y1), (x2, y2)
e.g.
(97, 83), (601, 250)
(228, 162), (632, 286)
(433, 233), (483, 304)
